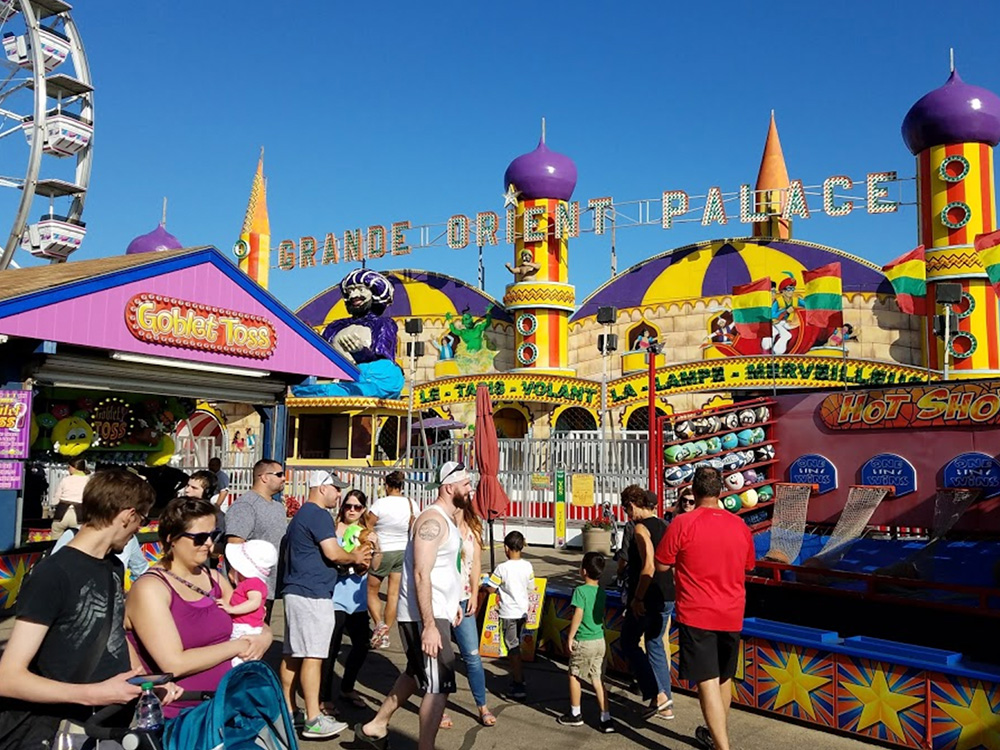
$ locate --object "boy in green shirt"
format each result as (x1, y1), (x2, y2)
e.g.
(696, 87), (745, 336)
(558, 551), (613, 733)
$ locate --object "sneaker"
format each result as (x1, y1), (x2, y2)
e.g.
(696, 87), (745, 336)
(301, 714), (348, 739)
(695, 725), (716, 749)
(556, 712), (584, 727)
(292, 708), (306, 730)
(507, 682), (527, 700)
(599, 718), (616, 734)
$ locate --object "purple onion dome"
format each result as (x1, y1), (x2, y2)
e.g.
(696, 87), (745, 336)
(902, 70), (1000, 155)
(503, 139), (578, 200)
(125, 224), (183, 255)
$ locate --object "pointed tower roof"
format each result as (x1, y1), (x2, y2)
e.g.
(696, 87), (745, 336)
(753, 111), (791, 239)
(756, 111), (790, 193)
(241, 153), (270, 237)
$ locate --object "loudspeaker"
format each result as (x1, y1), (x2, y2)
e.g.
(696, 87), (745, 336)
(406, 341), (425, 357)
(597, 306), (617, 325)
(404, 319), (423, 335)
(597, 333), (618, 354)
(936, 283), (963, 305)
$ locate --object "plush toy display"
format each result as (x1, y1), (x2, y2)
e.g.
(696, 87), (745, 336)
(51, 416), (93, 456)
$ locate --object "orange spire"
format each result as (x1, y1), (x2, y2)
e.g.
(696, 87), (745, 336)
(237, 150), (271, 288)
(753, 111), (792, 239)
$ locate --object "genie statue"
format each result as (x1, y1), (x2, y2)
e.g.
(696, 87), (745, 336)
(292, 269), (405, 399)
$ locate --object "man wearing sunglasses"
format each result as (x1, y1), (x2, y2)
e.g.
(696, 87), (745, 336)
(357, 461), (471, 750)
(226, 459), (289, 621)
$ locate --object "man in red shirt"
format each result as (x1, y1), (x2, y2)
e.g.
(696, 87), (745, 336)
(655, 466), (756, 750)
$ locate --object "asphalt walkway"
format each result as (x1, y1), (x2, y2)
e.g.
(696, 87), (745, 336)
(279, 546), (874, 750)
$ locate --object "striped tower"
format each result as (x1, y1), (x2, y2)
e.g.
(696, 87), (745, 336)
(903, 70), (1000, 377)
(752, 111), (792, 239)
(235, 151), (271, 289)
(502, 130), (577, 375)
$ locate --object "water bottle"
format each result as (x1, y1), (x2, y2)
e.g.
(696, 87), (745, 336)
(132, 682), (164, 733)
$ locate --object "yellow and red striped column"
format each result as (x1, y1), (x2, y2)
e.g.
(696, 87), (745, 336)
(919, 143), (999, 376)
(503, 197), (576, 375)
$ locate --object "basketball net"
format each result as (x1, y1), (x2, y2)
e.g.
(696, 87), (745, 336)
(764, 483), (813, 564)
(812, 485), (890, 566)
(932, 487), (980, 539)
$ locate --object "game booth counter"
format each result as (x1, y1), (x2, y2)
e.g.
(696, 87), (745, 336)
(0, 246), (359, 611)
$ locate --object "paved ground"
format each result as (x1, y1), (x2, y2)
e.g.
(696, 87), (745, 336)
(272, 546), (875, 750)
(0, 546), (876, 749)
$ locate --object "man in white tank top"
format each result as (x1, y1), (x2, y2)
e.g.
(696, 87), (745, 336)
(356, 461), (470, 750)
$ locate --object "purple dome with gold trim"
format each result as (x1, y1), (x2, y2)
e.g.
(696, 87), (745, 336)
(503, 139), (577, 201)
(902, 70), (1000, 155)
(126, 224), (183, 255)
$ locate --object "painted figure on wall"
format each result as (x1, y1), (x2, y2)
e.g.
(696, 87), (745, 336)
(292, 269), (405, 399)
(430, 331), (459, 361)
(446, 308), (493, 353)
(708, 311), (737, 345)
(763, 273), (799, 355)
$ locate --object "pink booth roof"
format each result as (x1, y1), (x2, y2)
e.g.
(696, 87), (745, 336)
(0, 247), (358, 381)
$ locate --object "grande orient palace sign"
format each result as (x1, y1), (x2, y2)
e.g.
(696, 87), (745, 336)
(264, 171), (903, 270)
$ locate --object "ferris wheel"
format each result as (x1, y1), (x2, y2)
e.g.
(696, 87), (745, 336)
(0, 0), (93, 271)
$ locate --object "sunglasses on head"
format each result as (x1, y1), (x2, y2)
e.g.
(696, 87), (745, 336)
(441, 462), (465, 482)
(178, 529), (222, 546)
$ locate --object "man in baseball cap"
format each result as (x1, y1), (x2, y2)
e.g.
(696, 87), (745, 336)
(281, 468), (369, 739)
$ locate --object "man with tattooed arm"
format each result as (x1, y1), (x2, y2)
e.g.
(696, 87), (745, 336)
(355, 461), (470, 750)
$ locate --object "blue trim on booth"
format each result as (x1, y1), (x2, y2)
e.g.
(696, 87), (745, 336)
(0, 247), (360, 381)
(546, 587), (1000, 683)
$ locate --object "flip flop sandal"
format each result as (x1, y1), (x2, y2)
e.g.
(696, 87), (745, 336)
(439, 714), (454, 729)
(642, 699), (672, 719)
(479, 710), (497, 727)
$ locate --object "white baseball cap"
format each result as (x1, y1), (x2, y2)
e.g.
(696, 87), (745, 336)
(308, 469), (349, 489)
(437, 461), (470, 486)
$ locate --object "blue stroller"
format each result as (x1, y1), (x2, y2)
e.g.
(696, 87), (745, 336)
(86, 662), (298, 750)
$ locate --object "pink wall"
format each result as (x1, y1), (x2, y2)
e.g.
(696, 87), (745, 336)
(774, 392), (1000, 532)
(0, 265), (352, 379)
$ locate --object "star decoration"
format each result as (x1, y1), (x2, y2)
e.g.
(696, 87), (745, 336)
(504, 183), (521, 208)
(842, 666), (921, 740)
(761, 649), (829, 718)
(935, 683), (1000, 750)
(0, 557), (33, 610)
(538, 600), (572, 652)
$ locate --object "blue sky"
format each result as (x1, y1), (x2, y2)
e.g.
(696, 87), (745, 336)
(9, 0), (1000, 312)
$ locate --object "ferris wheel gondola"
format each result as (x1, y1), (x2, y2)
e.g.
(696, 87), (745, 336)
(0, 0), (93, 271)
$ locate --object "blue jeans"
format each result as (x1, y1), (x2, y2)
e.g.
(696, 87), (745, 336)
(452, 600), (488, 707)
(621, 602), (674, 702)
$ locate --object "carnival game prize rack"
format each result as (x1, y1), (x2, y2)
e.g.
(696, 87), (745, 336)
(657, 397), (778, 518)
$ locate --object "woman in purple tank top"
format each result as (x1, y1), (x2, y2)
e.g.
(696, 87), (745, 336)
(126, 497), (273, 718)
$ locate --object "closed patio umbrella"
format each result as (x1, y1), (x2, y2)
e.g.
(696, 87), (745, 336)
(474, 384), (509, 569)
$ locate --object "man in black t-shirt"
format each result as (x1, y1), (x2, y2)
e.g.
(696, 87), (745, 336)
(0, 469), (181, 750)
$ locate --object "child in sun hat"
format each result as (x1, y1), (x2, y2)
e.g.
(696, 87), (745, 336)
(220, 539), (278, 666)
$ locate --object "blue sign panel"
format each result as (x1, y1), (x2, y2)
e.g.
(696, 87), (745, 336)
(788, 454), (838, 495)
(860, 454), (917, 498)
(942, 452), (1000, 499)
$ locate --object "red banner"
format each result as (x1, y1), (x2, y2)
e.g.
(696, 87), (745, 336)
(125, 294), (276, 359)
(819, 382), (1000, 430)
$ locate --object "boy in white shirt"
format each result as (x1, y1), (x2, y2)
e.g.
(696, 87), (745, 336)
(485, 531), (534, 700)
